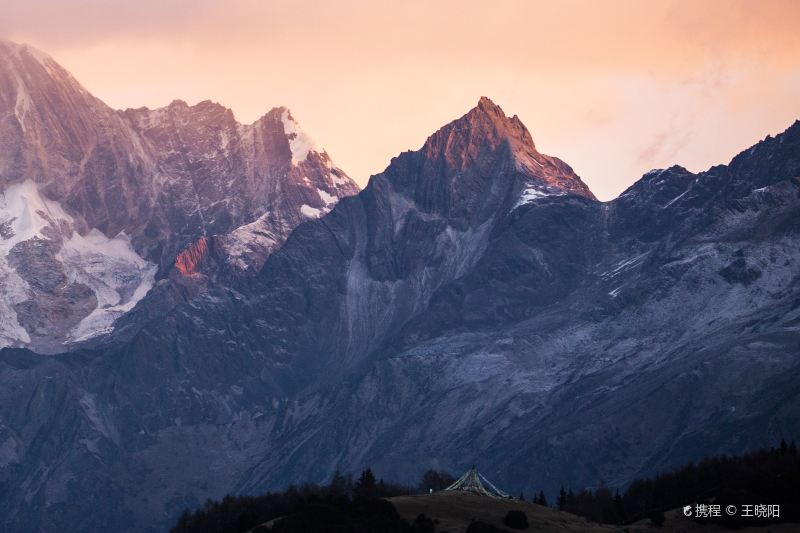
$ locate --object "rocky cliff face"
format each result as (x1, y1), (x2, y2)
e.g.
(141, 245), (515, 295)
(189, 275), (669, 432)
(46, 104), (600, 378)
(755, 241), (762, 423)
(211, 107), (800, 504)
(0, 40), (359, 352)
(123, 101), (358, 274)
(0, 42), (798, 533)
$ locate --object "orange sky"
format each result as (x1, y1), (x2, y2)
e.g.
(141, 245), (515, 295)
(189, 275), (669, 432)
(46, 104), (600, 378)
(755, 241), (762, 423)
(2, 0), (799, 200)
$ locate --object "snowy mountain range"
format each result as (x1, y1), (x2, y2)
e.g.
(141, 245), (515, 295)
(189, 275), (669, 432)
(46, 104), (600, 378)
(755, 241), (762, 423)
(0, 40), (359, 352)
(0, 40), (799, 533)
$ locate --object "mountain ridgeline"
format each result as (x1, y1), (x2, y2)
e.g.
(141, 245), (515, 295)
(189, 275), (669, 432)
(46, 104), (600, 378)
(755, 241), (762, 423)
(0, 40), (799, 533)
(0, 40), (358, 352)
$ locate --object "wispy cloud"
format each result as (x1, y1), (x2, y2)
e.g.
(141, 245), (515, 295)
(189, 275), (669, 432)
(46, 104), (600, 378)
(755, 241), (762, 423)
(635, 130), (692, 170)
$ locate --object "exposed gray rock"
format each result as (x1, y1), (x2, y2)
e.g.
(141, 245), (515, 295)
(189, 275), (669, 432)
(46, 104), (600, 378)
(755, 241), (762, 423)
(0, 217), (14, 239)
(0, 40), (359, 351)
(6, 237), (96, 350)
(0, 41), (798, 533)
(8, 238), (65, 292)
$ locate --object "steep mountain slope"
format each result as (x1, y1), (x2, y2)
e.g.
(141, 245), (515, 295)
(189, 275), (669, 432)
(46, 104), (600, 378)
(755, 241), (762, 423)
(218, 113), (799, 502)
(0, 40), (358, 351)
(123, 101), (357, 275)
(0, 96), (598, 532)
(0, 77), (798, 532)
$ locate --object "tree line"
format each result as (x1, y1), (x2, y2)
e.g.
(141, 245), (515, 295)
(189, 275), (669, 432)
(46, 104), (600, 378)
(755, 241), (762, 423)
(171, 468), (454, 533)
(555, 440), (799, 527)
(173, 440), (799, 532)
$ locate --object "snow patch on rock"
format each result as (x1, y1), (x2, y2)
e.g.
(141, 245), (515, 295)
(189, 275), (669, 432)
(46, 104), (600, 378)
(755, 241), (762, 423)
(0, 180), (72, 248)
(600, 252), (650, 280)
(317, 188), (337, 206)
(58, 230), (157, 342)
(0, 180), (156, 347)
(663, 189), (689, 208)
(300, 204), (323, 218)
(513, 184), (564, 209)
(12, 72), (32, 126)
(280, 109), (318, 164)
(0, 180), (73, 346)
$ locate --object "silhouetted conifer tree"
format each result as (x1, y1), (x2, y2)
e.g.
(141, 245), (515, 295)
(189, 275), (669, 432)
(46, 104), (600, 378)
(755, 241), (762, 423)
(355, 468), (377, 496)
(557, 486), (567, 509)
(330, 470), (349, 495)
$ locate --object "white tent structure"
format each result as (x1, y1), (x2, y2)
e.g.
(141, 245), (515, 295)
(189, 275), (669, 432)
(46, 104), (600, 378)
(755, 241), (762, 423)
(443, 466), (512, 498)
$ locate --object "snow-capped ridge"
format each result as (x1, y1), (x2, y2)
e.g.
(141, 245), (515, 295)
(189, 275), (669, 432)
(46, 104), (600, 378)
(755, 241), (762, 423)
(513, 185), (566, 209)
(59, 229), (157, 343)
(280, 108), (320, 164)
(0, 39), (361, 349)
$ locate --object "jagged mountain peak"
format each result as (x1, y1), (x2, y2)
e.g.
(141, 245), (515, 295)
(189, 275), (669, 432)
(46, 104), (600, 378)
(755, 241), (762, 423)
(474, 95), (534, 146)
(617, 117), (800, 212)
(428, 97), (594, 200)
(0, 40), (117, 194)
(0, 39), (87, 95)
(277, 107), (324, 164)
(0, 41), (360, 351)
(124, 98), (237, 130)
(727, 117), (800, 180)
(383, 97), (594, 219)
(419, 96), (537, 172)
(639, 164), (692, 182)
(0, 39), (54, 66)
(234, 105), (327, 166)
(2, 42), (799, 533)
